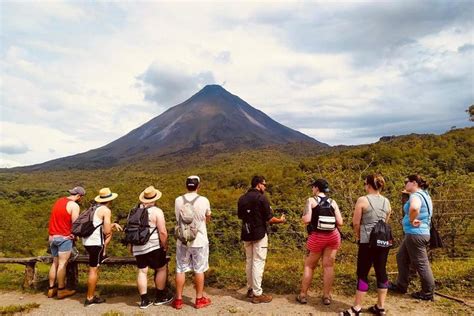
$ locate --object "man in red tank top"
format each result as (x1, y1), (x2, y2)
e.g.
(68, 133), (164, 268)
(47, 186), (84, 299)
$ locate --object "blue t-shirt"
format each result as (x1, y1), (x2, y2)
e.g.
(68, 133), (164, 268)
(402, 190), (432, 235)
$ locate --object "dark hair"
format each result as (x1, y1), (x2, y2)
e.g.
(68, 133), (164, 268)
(407, 174), (429, 190)
(251, 175), (266, 188)
(365, 174), (385, 191)
(311, 179), (330, 193)
(186, 178), (199, 191)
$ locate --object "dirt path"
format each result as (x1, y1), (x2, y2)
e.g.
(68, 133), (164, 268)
(0, 286), (471, 315)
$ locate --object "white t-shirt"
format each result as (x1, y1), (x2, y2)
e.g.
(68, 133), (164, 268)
(174, 192), (211, 247)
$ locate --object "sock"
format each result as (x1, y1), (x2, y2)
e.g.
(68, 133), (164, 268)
(156, 289), (165, 298)
(140, 294), (148, 301)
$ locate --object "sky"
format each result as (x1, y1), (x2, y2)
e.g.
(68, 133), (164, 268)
(1, 1), (473, 167)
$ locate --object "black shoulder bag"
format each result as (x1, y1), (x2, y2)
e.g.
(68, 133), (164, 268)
(416, 192), (443, 249)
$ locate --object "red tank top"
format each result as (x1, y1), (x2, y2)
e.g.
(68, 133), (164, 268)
(48, 197), (73, 236)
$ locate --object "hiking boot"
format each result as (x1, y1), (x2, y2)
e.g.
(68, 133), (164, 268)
(57, 288), (76, 299)
(246, 288), (254, 299)
(252, 293), (272, 304)
(195, 296), (211, 309)
(172, 298), (183, 309)
(84, 296), (106, 307)
(411, 291), (434, 301)
(47, 287), (57, 298)
(139, 297), (153, 309)
(388, 282), (407, 294)
(154, 291), (174, 305)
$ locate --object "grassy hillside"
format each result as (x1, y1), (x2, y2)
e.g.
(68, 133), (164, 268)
(0, 127), (473, 307)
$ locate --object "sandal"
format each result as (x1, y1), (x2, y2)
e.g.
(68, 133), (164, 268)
(368, 304), (386, 315)
(296, 294), (307, 304)
(322, 296), (331, 305)
(340, 306), (362, 316)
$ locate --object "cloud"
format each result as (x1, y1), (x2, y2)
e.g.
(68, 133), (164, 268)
(136, 63), (216, 107)
(0, 140), (29, 155)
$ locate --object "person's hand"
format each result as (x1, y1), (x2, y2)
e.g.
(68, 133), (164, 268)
(411, 219), (421, 227)
(280, 214), (286, 223)
(112, 223), (123, 231)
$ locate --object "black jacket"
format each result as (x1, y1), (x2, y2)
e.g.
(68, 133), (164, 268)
(237, 188), (273, 241)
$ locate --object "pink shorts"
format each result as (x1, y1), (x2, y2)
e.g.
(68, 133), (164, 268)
(306, 230), (341, 253)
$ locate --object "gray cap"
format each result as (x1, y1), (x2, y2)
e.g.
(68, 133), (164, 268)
(68, 186), (85, 196)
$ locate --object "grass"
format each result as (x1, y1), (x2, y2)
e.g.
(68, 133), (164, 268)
(0, 303), (40, 315)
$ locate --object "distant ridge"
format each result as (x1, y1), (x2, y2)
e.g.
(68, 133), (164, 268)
(13, 85), (328, 171)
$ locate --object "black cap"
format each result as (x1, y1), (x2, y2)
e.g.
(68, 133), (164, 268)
(311, 179), (329, 193)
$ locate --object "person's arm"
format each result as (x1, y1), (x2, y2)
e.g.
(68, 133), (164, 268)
(263, 196), (285, 224)
(352, 197), (365, 241)
(102, 207), (112, 236)
(155, 209), (168, 250)
(301, 198), (314, 224)
(69, 202), (80, 223)
(409, 195), (422, 227)
(385, 199), (392, 223)
(332, 200), (343, 227)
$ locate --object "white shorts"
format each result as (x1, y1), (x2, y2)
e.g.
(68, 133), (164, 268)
(176, 243), (209, 273)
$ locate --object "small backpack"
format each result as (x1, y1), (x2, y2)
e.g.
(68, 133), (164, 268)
(367, 197), (393, 249)
(123, 204), (155, 246)
(72, 204), (102, 238)
(307, 196), (336, 234)
(175, 195), (200, 245)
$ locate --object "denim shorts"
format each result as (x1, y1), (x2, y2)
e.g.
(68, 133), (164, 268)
(49, 236), (73, 257)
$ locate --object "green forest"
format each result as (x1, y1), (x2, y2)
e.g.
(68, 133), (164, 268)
(0, 127), (473, 312)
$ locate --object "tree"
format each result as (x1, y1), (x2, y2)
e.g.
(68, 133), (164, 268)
(467, 104), (474, 122)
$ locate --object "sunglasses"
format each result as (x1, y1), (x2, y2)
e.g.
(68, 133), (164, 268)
(261, 182), (267, 187)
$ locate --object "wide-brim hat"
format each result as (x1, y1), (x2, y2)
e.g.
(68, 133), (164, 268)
(139, 186), (162, 203)
(95, 187), (118, 203)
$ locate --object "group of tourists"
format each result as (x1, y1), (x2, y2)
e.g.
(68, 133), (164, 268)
(46, 173), (435, 315)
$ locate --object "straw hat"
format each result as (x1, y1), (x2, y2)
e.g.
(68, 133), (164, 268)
(139, 186), (162, 203)
(94, 187), (118, 203)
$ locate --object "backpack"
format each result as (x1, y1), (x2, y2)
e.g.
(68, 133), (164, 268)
(72, 204), (102, 238)
(174, 195), (200, 245)
(123, 204), (156, 246)
(367, 197), (393, 249)
(307, 196), (336, 234)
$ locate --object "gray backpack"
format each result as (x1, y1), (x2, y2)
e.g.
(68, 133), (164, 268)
(175, 195), (200, 245)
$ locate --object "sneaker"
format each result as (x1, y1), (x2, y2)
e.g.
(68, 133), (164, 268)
(47, 287), (57, 298)
(246, 288), (254, 299)
(154, 292), (174, 305)
(322, 296), (331, 305)
(172, 298), (183, 309)
(84, 296), (106, 307)
(388, 282), (407, 294)
(368, 304), (387, 315)
(411, 291), (434, 301)
(195, 296), (211, 309)
(296, 294), (307, 304)
(252, 293), (272, 304)
(57, 288), (76, 299)
(139, 297), (153, 309)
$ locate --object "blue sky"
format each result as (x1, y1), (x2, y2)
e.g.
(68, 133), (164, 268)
(1, 1), (473, 167)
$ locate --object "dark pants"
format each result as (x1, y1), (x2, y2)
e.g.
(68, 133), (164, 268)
(396, 234), (435, 294)
(356, 243), (389, 291)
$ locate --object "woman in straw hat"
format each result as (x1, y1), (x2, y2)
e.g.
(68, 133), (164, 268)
(132, 186), (173, 309)
(83, 187), (122, 307)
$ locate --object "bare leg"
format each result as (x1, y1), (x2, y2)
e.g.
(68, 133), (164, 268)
(195, 272), (205, 298)
(175, 272), (185, 300)
(56, 251), (71, 288)
(377, 288), (387, 309)
(354, 290), (366, 310)
(137, 267), (148, 295)
(300, 252), (322, 297)
(154, 266), (167, 291)
(49, 257), (59, 288)
(86, 267), (99, 300)
(322, 248), (337, 298)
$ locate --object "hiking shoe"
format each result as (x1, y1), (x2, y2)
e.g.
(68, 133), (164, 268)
(84, 296), (106, 307)
(172, 298), (183, 309)
(388, 282), (407, 294)
(340, 306), (362, 315)
(296, 294), (307, 304)
(195, 296), (211, 309)
(252, 293), (272, 304)
(368, 304), (387, 315)
(322, 296), (331, 305)
(47, 287), (57, 298)
(246, 288), (254, 299)
(139, 297), (153, 309)
(57, 288), (76, 299)
(411, 291), (434, 301)
(154, 292), (174, 305)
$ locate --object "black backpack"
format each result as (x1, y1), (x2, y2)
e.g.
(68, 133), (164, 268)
(72, 204), (102, 238)
(367, 197), (393, 249)
(123, 204), (156, 246)
(415, 192), (443, 249)
(307, 196), (336, 234)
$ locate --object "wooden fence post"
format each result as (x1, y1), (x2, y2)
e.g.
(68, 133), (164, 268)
(66, 262), (78, 289)
(23, 262), (37, 289)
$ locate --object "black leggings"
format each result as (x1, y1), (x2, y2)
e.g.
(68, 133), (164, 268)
(356, 243), (389, 291)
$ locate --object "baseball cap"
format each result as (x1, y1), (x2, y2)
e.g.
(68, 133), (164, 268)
(186, 175), (200, 188)
(68, 186), (86, 196)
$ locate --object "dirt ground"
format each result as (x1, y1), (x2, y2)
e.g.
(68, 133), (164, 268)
(2, 286), (473, 316)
